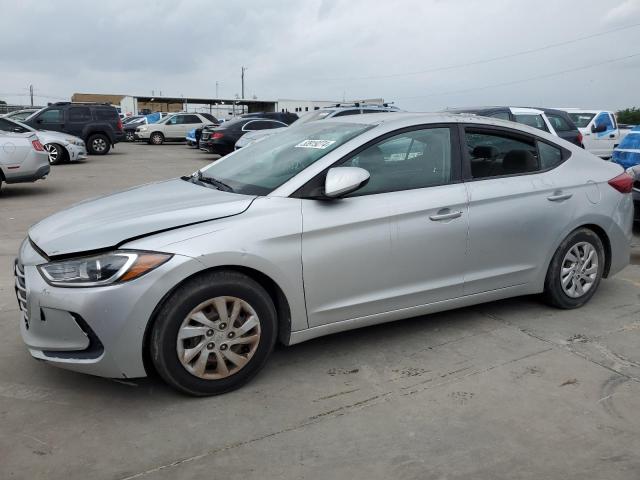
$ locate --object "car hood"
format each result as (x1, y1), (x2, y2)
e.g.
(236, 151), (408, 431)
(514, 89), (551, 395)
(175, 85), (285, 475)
(37, 130), (80, 144)
(29, 178), (255, 257)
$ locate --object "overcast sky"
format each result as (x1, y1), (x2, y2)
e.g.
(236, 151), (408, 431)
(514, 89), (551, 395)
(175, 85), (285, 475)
(1, 0), (639, 111)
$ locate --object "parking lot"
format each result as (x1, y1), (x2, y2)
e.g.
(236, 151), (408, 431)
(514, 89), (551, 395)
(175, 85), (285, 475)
(1, 143), (640, 479)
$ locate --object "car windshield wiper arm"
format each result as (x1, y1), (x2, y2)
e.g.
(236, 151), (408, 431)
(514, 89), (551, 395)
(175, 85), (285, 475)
(192, 171), (234, 192)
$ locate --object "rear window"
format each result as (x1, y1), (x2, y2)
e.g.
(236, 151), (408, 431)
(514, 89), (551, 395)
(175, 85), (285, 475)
(94, 108), (119, 121)
(513, 114), (549, 132)
(546, 114), (574, 132)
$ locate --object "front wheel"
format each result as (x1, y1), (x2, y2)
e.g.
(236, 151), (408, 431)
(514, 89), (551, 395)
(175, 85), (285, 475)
(87, 134), (111, 155)
(125, 131), (135, 142)
(44, 143), (66, 165)
(149, 132), (164, 145)
(543, 228), (605, 309)
(150, 270), (277, 396)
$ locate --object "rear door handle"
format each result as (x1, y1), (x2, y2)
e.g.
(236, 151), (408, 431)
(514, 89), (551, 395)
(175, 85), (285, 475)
(547, 192), (573, 202)
(429, 210), (462, 221)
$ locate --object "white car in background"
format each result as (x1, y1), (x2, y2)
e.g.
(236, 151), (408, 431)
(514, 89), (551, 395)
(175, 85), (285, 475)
(0, 117), (87, 165)
(135, 112), (216, 145)
(0, 130), (49, 191)
(557, 109), (621, 158)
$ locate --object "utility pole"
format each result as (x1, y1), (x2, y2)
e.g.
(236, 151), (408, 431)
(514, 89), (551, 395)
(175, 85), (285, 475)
(29, 84), (34, 106)
(241, 67), (246, 99)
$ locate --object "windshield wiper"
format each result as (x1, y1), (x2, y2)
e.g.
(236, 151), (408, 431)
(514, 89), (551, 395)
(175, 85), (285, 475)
(191, 171), (234, 192)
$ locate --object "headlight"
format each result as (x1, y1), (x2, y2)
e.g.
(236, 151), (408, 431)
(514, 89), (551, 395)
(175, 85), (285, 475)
(38, 251), (172, 287)
(65, 138), (84, 146)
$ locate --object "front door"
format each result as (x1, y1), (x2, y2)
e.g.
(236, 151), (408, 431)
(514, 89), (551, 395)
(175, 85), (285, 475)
(32, 108), (65, 133)
(587, 112), (618, 158)
(301, 125), (468, 327)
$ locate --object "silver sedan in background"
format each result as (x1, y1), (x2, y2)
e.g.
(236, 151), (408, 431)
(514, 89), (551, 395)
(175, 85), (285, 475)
(16, 113), (634, 395)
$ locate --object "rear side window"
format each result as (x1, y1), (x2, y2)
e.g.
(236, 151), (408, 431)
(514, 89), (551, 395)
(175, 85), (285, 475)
(94, 108), (118, 121)
(546, 114), (573, 132)
(465, 129), (539, 179)
(244, 120), (282, 130)
(182, 115), (201, 124)
(0, 118), (28, 132)
(513, 114), (549, 132)
(68, 106), (92, 122)
(201, 113), (218, 122)
(538, 141), (563, 169)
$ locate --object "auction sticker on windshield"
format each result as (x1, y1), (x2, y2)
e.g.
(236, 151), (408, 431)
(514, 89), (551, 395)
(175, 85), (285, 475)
(295, 139), (336, 149)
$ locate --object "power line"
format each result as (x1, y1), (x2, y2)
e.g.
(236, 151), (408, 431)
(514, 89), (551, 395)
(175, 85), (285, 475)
(323, 21), (640, 82)
(395, 52), (640, 100)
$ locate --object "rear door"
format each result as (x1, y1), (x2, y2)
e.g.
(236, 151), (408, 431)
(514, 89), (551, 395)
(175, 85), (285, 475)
(181, 114), (204, 136)
(301, 125), (468, 327)
(65, 106), (92, 138)
(462, 125), (575, 294)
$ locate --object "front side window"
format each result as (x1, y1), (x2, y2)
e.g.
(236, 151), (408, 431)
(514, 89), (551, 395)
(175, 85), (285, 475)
(198, 122), (372, 195)
(594, 112), (614, 131)
(465, 129), (539, 179)
(38, 109), (63, 122)
(340, 127), (453, 196)
(513, 114), (549, 132)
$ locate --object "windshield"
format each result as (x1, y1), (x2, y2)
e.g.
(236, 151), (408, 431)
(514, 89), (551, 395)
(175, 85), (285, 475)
(198, 121), (372, 195)
(568, 112), (596, 128)
(290, 110), (336, 126)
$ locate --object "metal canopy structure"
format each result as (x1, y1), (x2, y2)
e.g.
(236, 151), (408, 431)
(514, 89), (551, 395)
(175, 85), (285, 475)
(133, 95), (277, 114)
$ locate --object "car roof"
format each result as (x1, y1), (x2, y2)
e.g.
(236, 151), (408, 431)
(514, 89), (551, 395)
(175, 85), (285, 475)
(555, 108), (608, 114)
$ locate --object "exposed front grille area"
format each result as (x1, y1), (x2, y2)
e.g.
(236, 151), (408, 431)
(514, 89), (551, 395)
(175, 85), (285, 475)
(14, 260), (29, 330)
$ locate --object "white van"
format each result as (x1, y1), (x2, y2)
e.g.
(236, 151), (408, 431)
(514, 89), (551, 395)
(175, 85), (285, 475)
(557, 109), (620, 158)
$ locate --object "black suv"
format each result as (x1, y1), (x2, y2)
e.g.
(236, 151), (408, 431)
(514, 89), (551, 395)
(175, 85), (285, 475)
(23, 102), (124, 155)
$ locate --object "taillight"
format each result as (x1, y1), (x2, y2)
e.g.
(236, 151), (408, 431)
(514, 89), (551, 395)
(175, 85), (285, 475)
(212, 132), (224, 140)
(32, 139), (44, 151)
(577, 131), (583, 146)
(608, 172), (634, 193)
(117, 119), (123, 131)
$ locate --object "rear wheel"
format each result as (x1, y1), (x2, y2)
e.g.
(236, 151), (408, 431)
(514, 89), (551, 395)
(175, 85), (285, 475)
(150, 132), (164, 145)
(44, 143), (66, 165)
(543, 228), (605, 309)
(87, 134), (111, 155)
(150, 270), (277, 396)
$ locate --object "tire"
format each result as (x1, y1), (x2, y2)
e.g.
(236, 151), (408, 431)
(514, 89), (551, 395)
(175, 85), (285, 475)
(125, 131), (135, 142)
(150, 270), (277, 396)
(87, 134), (111, 155)
(149, 132), (164, 145)
(543, 228), (605, 309)
(44, 143), (66, 165)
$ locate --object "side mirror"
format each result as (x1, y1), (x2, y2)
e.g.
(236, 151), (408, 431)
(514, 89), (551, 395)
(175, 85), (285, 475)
(592, 123), (607, 133)
(324, 167), (370, 198)
(36, 119), (43, 124)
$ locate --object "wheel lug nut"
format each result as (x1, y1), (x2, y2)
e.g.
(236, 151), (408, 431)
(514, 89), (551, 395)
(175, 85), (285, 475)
(227, 332), (235, 338)
(219, 323), (227, 330)
(207, 342), (215, 350)
(206, 329), (214, 337)
(220, 344), (228, 351)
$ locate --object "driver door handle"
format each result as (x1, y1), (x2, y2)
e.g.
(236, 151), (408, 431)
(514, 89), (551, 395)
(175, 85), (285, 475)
(429, 210), (463, 221)
(547, 192), (573, 202)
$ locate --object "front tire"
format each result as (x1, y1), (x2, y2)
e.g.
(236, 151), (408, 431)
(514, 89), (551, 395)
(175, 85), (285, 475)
(87, 134), (111, 155)
(125, 131), (135, 142)
(150, 270), (277, 396)
(543, 228), (604, 309)
(44, 143), (66, 165)
(149, 132), (164, 145)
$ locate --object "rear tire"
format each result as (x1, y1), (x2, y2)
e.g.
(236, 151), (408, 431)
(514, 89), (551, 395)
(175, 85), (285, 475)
(87, 134), (111, 155)
(150, 270), (277, 396)
(543, 228), (605, 309)
(150, 132), (164, 145)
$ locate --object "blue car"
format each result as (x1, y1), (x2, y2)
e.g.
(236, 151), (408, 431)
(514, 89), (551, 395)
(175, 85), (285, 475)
(186, 128), (197, 147)
(612, 127), (640, 222)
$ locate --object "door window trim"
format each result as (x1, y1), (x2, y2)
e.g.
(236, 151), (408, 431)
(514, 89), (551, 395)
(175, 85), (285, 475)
(292, 123), (463, 199)
(458, 124), (571, 182)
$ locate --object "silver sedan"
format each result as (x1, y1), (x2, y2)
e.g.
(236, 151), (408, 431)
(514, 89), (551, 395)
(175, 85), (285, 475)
(16, 113), (634, 395)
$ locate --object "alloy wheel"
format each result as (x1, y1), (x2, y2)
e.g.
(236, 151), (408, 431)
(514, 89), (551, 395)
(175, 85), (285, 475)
(44, 144), (59, 164)
(176, 296), (261, 380)
(92, 137), (107, 153)
(561, 241), (599, 298)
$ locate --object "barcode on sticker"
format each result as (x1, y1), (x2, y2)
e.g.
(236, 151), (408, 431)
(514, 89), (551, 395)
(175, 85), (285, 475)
(294, 139), (336, 149)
